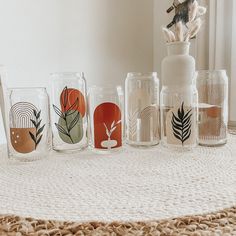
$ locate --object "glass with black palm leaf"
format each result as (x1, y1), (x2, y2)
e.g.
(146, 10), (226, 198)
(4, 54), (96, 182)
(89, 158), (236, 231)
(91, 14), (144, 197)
(5, 88), (51, 161)
(51, 72), (88, 152)
(160, 86), (198, 149)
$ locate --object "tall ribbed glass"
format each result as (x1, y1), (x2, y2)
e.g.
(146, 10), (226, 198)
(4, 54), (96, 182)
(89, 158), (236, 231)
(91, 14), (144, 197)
(125, 73), (160, 147)
(197, 70), (228, 146)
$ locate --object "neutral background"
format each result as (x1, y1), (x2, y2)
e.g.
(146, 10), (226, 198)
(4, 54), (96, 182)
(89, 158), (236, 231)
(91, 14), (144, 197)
(0, 0), (235, 143)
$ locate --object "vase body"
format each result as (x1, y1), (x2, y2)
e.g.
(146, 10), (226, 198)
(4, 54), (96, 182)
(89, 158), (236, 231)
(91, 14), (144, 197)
(160, 42), (198, 149)
(51, 72), (88, 152)
(197, 70), (228, 146)
(125, 72), (160, 147)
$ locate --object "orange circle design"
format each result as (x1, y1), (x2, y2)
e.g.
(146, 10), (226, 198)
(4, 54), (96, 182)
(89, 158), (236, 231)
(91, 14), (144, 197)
(60, 88), (86, 117)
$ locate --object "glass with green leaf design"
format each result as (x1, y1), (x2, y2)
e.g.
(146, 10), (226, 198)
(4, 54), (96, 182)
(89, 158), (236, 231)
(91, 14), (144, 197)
(51, 72), (88, 152)
(5, 87), (51, 161)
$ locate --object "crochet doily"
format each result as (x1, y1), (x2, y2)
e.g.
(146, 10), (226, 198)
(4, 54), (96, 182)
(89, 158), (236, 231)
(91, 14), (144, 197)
(0, 136), (235, 222)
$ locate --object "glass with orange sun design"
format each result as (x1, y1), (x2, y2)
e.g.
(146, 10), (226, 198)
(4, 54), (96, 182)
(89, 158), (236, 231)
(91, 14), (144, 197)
(88, 86), (124, 153)
(51, 73), (88, 152)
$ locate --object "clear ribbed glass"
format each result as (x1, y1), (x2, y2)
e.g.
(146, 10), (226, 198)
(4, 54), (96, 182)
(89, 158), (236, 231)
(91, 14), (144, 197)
(88, 86), (124, 153)
(51, 72), (88, 152)
(125, 72), (160, 147)
(197, 70), (228, 146)
(5, 87), (51, 161)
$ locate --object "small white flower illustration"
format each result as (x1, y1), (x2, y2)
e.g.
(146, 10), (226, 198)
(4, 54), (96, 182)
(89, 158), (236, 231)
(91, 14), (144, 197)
(101, 120), (121, 149)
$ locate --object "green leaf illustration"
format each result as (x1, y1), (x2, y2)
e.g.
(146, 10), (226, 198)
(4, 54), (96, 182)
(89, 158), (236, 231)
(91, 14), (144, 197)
(55, 123), (69, 136)
(36, 124), (45, 136)
(68, 112), (80, 132)
(36, 110), (41, 119)
(66, 98), (79, 116)
(62, 86), (68, 109)
(36, 135), (43, 145)
(29, 109), (45, 149)
(54, 86), (83, 144)
(53, 105), (64, 118)
(29, 131), (36, 143)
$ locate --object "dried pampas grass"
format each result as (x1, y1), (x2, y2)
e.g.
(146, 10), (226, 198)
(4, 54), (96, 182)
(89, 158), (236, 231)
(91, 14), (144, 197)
(197, 6), (207, 16)
(189, 0), (199, 23)
(175, 21), (184, 42)
(162, 0), (206, 43)
(162, 27), (176, 43)
(184, 18), (202, 41)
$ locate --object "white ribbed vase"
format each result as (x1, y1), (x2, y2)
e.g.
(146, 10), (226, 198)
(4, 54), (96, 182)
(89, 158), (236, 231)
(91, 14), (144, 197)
(160, 42), (198, 149)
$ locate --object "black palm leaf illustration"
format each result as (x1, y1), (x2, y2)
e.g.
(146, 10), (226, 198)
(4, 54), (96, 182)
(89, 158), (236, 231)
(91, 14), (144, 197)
(171, 102), (192, 145)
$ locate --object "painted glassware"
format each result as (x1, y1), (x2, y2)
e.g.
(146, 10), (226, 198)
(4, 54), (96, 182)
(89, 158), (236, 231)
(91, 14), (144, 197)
(6, 87), (51, 161)
(51, 72), (88, 152)
(161, 42), (198, 149)
(88, 86), (124, 152)
(197, 70), (228, 146)
(125, 73), (160, 147)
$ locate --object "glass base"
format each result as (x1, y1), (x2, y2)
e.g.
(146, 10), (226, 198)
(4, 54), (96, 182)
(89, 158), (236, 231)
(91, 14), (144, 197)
(199, 139), (227, 147)
(9, 153), (47, 162)
(91, 147), (123, 154)
(228, 128), (236, 135)
(53, 144), (88, 153)
(161, 138), (197, 152)
(126, 140), (159, 148)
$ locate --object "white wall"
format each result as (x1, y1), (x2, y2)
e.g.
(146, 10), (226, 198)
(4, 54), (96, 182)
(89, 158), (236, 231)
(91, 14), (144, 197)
(204, 0), (236, 124)
(230, 1), (236, 125)
(0, 0), (153, 88)
(0, 0), (154, 143)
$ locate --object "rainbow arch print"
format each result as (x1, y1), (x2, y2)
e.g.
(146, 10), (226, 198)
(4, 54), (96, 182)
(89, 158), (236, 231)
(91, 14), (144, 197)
(9, 102), (45, 154)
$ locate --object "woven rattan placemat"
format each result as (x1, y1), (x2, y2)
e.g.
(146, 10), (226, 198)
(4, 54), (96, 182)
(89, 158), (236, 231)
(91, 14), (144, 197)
(0, 207), (236, 235)
(0, 136), (236, 235)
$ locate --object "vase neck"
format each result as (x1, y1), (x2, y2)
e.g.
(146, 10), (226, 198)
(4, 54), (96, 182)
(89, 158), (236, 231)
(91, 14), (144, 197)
(167, 42), (190, 56)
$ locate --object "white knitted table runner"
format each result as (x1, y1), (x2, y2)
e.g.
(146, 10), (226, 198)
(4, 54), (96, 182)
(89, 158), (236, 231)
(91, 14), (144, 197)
(0, 136), (236, 223)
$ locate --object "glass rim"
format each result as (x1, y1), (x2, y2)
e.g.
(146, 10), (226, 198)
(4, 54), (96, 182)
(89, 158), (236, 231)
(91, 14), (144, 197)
(127, 72), (158, 78)
(166, 41), (190, 46)
(50, 72), (84, 77)
(197, 70), (227, 75)
(8, 87), (47, 91)
(89, 85), (123, 94)
(89, 85), (122, 89)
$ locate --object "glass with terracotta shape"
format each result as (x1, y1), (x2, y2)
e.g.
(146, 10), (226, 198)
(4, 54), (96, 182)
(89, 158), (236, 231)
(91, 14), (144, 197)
(88, 86), (124, 153)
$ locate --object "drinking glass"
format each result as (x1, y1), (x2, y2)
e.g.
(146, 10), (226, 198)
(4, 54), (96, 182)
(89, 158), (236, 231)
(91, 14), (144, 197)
(51, 72), (88, 152)
(125, 73), (160, 147)
(5, 87), (51, 161)
(88, 86), (124, 152)
(197, 70), (228, 146)
(160, 85), (198, 149)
